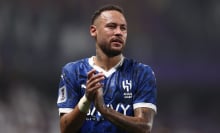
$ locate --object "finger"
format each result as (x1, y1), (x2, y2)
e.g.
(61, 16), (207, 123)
(88, 73), (105, 86)
(87, 72), (104, 85)
(87, 78), (104, 93)
(87, 85), (103, 95)
(85, 83), (103, 101)
(87, 75), (104, 89)
(87, 69), (97, 80)
(89, 72), (105, 82)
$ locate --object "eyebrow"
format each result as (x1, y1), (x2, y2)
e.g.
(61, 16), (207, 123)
(106, 22), (127, 27)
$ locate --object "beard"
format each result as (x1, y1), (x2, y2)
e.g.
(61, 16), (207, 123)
(99, 43), (124, 57)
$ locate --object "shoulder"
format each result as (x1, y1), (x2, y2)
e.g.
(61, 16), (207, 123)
(123, 58), (154, 72)
(62, 58), (88, 72)
(122, 58), (156, 81)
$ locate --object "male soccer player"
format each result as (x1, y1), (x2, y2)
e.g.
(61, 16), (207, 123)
(57, 4), (157, 133)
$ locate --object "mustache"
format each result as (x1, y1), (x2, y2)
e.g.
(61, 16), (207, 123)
(110, 37), (124, 44)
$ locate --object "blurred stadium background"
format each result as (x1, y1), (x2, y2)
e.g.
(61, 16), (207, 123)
(0, 0), (219, 133)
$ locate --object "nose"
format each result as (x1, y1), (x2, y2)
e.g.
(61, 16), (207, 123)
(114, 27), (123, 36)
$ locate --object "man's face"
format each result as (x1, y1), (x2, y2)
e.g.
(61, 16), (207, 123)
(90, 10), (127, 57)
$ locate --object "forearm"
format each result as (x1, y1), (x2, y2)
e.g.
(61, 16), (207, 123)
(60, 108), (86, 133)
(101, 107), (153, 133)
(60, 95), (91, 133)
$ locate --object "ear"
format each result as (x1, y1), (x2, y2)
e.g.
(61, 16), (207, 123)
(90, 25), (97, 38)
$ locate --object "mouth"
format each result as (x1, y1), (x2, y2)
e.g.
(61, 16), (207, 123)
(110, 38), (124, 45)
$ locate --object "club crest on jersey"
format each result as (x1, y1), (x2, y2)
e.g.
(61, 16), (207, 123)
(122, 80), (132, 99)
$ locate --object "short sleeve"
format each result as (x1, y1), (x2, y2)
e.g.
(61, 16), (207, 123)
(57, 63), (81, 114)
(133, 65), (157, 113)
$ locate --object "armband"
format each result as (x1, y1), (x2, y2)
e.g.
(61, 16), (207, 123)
(78, 95), (91, 113)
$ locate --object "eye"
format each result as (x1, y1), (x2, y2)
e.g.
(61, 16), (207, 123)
(106, 23), (116, 29)
(120, 26), (127, 31)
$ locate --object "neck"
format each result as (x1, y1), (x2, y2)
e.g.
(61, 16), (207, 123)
(94, 54), (123, 71)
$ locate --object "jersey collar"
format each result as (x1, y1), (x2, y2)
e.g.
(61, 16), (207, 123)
(88, 56), (124, 77)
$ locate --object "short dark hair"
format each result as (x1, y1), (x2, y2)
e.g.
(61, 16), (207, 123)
(91, 4), (124, 24)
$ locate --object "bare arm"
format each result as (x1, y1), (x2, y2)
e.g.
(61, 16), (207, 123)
(101, 107), (155, 133)
(60, 107), (87, 133)
(94, 88), (155, 133)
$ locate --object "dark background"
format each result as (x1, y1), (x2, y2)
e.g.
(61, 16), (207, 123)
(0, 0), (219, 133)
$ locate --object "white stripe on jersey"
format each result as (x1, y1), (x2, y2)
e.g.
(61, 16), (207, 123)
(133, 102), (157, 113)
(59, 108), (73, 115)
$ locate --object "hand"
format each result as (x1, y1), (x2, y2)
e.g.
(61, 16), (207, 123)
(86, 69), (104, 102)
(94, 87), (106, 114)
